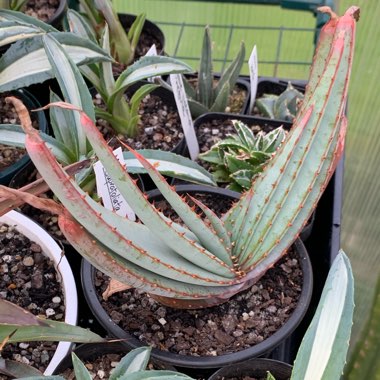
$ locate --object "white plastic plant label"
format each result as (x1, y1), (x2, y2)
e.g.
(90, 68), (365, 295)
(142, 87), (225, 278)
(249, 45), (258, 113)
(170, 73), (199, 160)
(145, 44), (158, 83)
(94, 147), (136, 221)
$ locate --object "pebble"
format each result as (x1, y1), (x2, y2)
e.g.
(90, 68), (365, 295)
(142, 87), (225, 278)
(22, 257), (34, 267)
(1, 263), (8, 273)
(19, 343), (29, 349)
(242, 312), (249, 321)
(97, 370), (105, 379)
(45, 308), (55, 317)
(158, 317), (167, 325)
(212, 128), (219, 135)
(2, 255), (12, 263)
(52, 296), (61, 303)
(40, 352), (50, 364)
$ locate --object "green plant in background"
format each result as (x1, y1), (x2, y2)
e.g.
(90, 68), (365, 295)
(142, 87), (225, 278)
(344, 275), (380, 379)
(0, 299), (104, 378)
(164, 25), (245, 118)
(199, 120), (286, 192)
(255, 82), (304, 122)
(0, 9), (193, 137)
(0, 5), (358, 309)
(77, 0), (146, 65)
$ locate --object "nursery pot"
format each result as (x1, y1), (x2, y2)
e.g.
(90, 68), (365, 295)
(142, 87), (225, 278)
(0, 210), (78, 375)
(45, 0), (68, 29)
(0, 89), (48, 185)
(81, 184), (313, 370)
(208, 358), (292, 380)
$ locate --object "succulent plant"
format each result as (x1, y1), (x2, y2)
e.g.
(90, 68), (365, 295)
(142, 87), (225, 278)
(0, 5), (358, 310)
(0, 10), (193, 137)
(164, 25), (245, 118)
(76, 0), (146, 65)
(199, 120), (287, 191)
(255, 82), (304, 122)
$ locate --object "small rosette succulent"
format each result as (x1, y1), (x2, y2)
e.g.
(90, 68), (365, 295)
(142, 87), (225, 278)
(199, 120), (287, 191)
(255, 82), (304, 122)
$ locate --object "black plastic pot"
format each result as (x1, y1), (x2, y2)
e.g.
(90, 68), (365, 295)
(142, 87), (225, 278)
(118, 13), (165, 59)
(81, 184), (313, 371)
(208, 358), (292, 380)
(46, 0), (68, 29)
(0, 89), (48, 185)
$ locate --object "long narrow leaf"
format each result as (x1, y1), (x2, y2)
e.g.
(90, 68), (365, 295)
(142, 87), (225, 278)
(198, 26), (213, 108)
(0, 33), (112, 92)
(291, 251), (354, 380)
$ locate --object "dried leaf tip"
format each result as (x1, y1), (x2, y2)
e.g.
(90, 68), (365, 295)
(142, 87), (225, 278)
(317, 6), (338, 20)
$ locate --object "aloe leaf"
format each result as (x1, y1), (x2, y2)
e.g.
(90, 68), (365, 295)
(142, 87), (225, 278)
(99, 24), (116, 98)
(71, 353), (92, 380)
(122, 149), (216, 186)
(0, 33), (112, 92)
(127, 13), (146, 52)
(66, 8), (97, 43)
(224, 153), (257, 173)
(230, 169), (258, 189)
(110, 347), (151, 379)
(12, 377), (64, 380)
(233, 120), (255, 147)
(199, 149), (224, 165)
(0, 9), (57, 32)
(59, 215), (243, 300)
(121, 371), (194, 380)
(255, 97), (276, 118)
(0, 21), (45, 47)
(209, 80), (230, 113)
(0, 318), (105, 344)
(187, 98), (209, 118)
(122, 146), (234, 266)
(57, 102), (235, 277)
(43, 34), (94, 157)
(0, 358), (44, 379)
(231, 9), (356, 269)
(79, 64), (102, 94)
(182, 76), (197, 99)
(0, 124), (73, 165)
(94, 0), (133, 64)
(111, 56), (193, 108)
(215, 41), (245, 97)
(129, 83), (159, 119)
(198, 26), (213, 108)
(291, 251), (354, 380)
(0, 299), (47, 326)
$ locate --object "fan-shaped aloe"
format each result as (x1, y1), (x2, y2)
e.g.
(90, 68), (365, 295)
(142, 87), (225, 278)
(0, 6), (359, 309)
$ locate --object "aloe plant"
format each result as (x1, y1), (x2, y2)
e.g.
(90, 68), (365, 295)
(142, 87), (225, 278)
(0, 5), (358, 309)
(255, 82), (304, 122)
(164, 25), (245, 118)
(9, 347), (194, 380)
(0, 299), (105, 378)
(199, 120), (286, 191)
(0, 0), (27, 11)
(0, 9), (193, 137)
(76, 0), (146, 65)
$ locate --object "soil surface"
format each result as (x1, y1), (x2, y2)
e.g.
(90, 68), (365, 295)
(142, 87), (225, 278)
(0, 95), (39, 172)
(0, 96), (25, 171)
(0, 223), (64, 377)
(94, 92), (183, 152)
(25, 0), (60, 22)
(94, 191), (303, 357)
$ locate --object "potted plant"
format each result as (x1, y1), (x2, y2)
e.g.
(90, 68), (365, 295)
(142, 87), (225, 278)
(0, 298), (105, 378)
(0, 210), (98, 375)
(163, 25), (249, 119)
(0, 0), (67, 29)
(0, 2), (357, 371)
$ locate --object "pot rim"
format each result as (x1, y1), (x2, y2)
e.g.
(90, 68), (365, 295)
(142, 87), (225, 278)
(0, 210), (78, 375)
(81, 185), (313, 368)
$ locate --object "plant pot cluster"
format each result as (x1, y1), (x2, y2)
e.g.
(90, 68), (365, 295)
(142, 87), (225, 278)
(0, 4), (358, 380)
